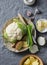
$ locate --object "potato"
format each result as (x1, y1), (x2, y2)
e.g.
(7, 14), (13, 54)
(24, 58), (31, 65)
(36, 20), (47, 32)
(44, 22), (47, 28)
(32, 60), (39, 65)
(24, 56), (39, 65)
(30, 56), (36, 63)
(16, 41), (23, 50)
(23, 41), (28, 48)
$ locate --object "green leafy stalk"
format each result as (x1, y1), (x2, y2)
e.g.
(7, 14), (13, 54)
(27, 25), (33, 49)
(3, 30), (16, 43)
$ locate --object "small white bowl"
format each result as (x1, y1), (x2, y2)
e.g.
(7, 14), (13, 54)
(24, 0), (35, 5)
(36, 19), (47, 33)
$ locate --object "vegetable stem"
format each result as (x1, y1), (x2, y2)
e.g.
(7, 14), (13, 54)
(27, 25), (33, 49)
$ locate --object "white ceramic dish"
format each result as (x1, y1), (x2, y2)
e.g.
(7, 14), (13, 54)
(36, 19), (47, 33)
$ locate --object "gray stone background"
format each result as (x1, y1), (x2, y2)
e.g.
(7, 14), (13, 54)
(0, 0), (47, 65)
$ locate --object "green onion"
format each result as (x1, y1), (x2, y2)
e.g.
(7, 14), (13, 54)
(27, 25), (33, 49)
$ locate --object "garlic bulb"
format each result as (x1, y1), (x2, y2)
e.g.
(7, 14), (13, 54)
(29, 45), (39, 53)
(37, 36), (46, 46)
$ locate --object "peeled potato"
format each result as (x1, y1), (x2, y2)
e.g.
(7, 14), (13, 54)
(44, 22), (47, 28)
(23, 41), (28, 48)
(24, 58), (31, 65)
(30, 56), (36, 63)
(23, 56), (39, 65)
(32, 60), (39, 65)
(36, 19), (47, 32)
(37, 21), (45, 31)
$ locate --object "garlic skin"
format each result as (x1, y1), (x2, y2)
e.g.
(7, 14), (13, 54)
(29, 45), (39, 53)
(6, 22), (22, 41)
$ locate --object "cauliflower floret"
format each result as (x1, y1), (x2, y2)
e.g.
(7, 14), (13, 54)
(6, 22), (18, 37)
(6, 22), (23, 41)
(16, 28), (22, 40)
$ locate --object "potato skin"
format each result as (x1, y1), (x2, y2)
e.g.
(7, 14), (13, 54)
(16, 41), (23, 50)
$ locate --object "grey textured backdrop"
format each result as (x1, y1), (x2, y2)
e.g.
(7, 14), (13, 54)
(0, 0), (47, 65)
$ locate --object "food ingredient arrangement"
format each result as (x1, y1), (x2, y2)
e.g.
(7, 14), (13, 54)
(2, 12), (47, 65)
(2, 0), (47, 65)
(2, 13), (37, 53)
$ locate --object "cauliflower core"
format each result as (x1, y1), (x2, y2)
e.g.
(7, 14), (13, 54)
(6, 22), (22, 41)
